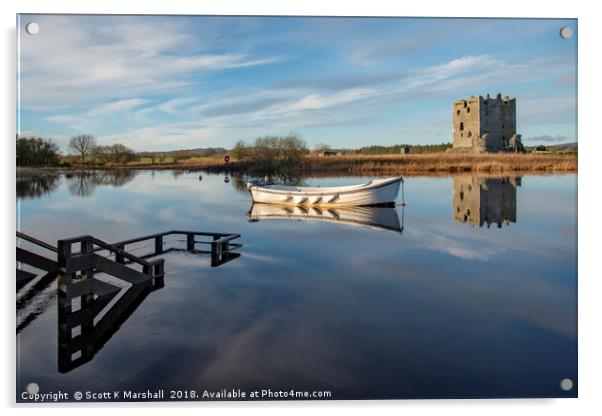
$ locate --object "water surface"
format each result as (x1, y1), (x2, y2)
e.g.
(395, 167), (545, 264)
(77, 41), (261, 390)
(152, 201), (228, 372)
(16, 170), (577, 400)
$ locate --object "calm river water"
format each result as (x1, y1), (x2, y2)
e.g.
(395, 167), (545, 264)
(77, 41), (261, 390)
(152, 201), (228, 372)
(16, 170), (577, 400)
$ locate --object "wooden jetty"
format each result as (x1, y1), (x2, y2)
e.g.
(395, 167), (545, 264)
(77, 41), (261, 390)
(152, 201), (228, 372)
(16, 229), (241, 372)
(17, 229), (241, 290)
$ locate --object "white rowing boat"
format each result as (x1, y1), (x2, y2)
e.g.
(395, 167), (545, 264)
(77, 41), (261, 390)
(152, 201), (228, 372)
(247, 203), (403, 233)
(247, 176), (403, 206)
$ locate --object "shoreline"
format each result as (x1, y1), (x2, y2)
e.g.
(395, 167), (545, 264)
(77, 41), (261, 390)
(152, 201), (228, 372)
(17, 153), (577, 177)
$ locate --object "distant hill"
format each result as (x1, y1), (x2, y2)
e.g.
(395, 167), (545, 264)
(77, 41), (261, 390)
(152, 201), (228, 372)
(546, 142), (577, 149)
(137, 147), (227, 156)
(525, 142), (577, 149)
(524, 142), (577, 153)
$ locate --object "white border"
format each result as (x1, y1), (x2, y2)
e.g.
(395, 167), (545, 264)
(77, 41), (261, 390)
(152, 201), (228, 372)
(3, 1), (601, 415)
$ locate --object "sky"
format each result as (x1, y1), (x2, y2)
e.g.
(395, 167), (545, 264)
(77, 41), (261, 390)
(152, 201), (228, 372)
(17, 15), (577, 152)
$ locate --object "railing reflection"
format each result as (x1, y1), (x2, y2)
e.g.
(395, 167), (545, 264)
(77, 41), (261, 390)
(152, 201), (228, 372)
(453, 176), (520, 228)
(16, 228), (242, 373)
(58, 278), (163, 373)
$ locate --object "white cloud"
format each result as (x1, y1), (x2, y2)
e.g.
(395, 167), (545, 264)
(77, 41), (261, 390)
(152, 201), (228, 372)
(86, 53), (574, 150)
(88, 98), (148, 116)
(44, 114), (79, 124)
(18, 15), (280, 111)
(45, 98), (149, 132)
(274, 88), (378, 113)
(99, 121), (221, 150)
(156, 97), (200, 114)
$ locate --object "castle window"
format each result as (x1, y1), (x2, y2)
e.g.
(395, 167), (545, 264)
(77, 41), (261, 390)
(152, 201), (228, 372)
(467, 107), (470, 113)
(463, 102), (467, 108)
(456, 110), (460, 116)
(459, 122), (464, 131)
(468, 131), (472, 137)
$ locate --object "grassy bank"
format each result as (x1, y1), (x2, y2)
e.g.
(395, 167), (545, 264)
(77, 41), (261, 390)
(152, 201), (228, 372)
(203, 153), (577, 175)
(20, 153), (577, 175)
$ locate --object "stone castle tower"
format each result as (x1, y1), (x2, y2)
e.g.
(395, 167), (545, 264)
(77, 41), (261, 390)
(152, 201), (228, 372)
(450, 93), (524, 153)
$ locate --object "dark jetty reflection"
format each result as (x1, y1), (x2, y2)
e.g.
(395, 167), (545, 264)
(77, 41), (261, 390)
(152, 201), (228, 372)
(453, 176), (520, 228)
(58, 277), (164, 373)
(17, 228), (242, 374)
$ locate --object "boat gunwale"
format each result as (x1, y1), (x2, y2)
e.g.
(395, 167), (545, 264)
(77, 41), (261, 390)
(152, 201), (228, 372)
(249, 176), (403, 196)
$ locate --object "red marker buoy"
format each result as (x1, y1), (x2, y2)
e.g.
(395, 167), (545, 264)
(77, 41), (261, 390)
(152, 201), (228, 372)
(224, 155), (230, 163)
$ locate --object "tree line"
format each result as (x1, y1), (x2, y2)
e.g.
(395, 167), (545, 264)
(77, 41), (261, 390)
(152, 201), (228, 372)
(231, 133), (308, 170)
(17, 131), (453, 168)
(354, 143), (452, 154)
(16, 135), (60, 166)
(16, 134), (135, 166)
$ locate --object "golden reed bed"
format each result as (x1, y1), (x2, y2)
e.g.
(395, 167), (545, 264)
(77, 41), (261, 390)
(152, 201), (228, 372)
(293, 153), (577, 174)
(38, 153), (577, 175)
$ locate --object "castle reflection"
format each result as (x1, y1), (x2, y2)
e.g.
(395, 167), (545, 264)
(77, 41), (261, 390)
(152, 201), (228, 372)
(453, 176), (520, 228)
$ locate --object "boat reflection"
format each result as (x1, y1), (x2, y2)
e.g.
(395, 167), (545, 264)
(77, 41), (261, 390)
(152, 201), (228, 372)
(453, 176), (520, 228)
(247, 203), (404, 233)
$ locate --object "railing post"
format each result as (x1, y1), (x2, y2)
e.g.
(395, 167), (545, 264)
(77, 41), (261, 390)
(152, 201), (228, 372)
(155, 235), (163, 255)
(187, 233), (195, 251)
(153, 260), (165, 288)
(57, 240), (71, 269)
(211, 241), (220, 266)
(80, 239), (94, 280)
(115, 244), (125, 264)
(57, 240), (74, 294)
(57, 291), (72, 373)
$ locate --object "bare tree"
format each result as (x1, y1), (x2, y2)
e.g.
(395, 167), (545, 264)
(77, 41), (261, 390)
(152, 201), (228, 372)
(69, 134), (97, 164)
(92, 143), (136, 164)
(314, 143), (331, 152)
